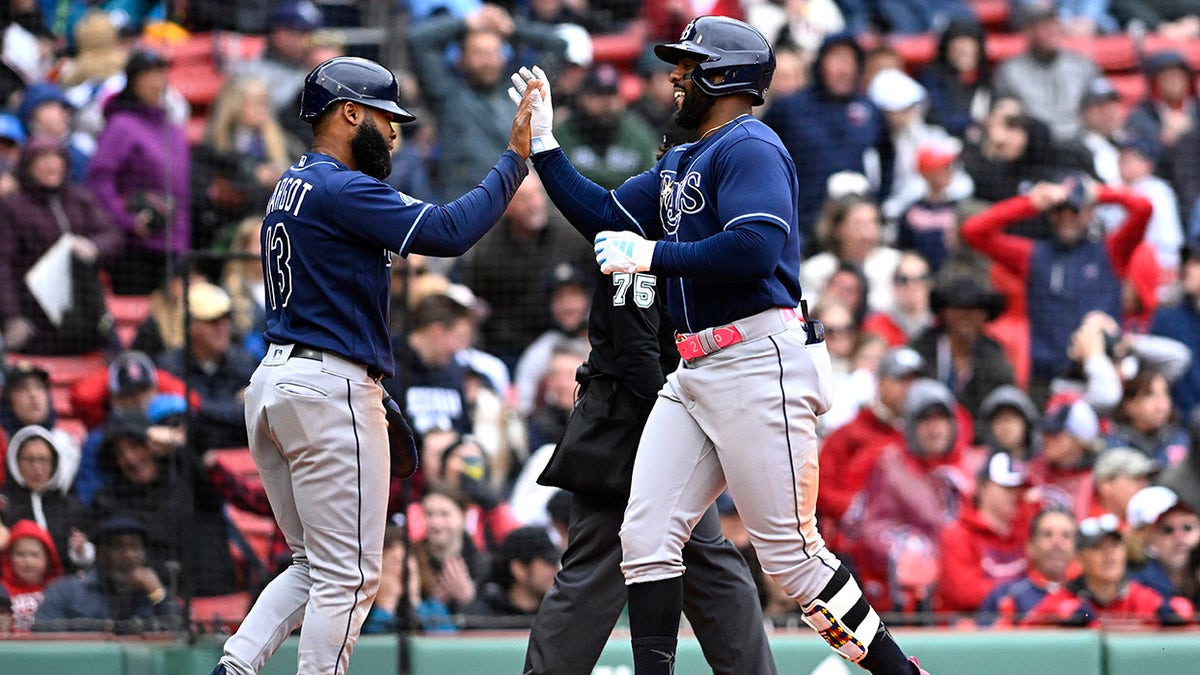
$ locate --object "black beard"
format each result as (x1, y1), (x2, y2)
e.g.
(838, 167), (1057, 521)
(672, 85), (716, 131)
(351, 117), (393, 181)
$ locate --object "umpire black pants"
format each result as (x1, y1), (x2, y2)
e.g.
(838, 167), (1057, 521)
(523, 496), (777, 675)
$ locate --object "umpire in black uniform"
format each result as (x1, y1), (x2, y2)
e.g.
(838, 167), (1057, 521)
(523, 263), (776, 674)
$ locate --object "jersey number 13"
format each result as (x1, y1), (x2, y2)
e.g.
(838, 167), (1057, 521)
(265, 222), (293, 310)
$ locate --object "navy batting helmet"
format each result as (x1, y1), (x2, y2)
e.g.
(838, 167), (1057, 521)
(654, 16), (775, 106)
(300, 56), (416, 124)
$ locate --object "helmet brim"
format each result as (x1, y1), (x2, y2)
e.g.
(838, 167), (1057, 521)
(367, 99), (417, 124)
(654, 42), (716, 66)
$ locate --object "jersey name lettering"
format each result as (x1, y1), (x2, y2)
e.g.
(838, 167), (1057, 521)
(659, 169), (705, 236)
(266, 176), (314, 217)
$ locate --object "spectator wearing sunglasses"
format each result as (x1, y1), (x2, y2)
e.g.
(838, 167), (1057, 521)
(863, 251), (935, 348)
(1023, 512), (1194, 626)
(1127, 486), (1200, 603)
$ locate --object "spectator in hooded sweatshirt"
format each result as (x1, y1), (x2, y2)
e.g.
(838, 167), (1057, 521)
(0, 136), (121, 355)
(978, 385), (1041, 458)
(937, 452), (1035, 613)
(0, 519), (63, 632)
(0, 361), (80, 486)
(1028, 397), (1103, 520)
(1, 426), (92, 573)
(86, 50), (190, 295)
(762, 32), (891, 253)
(817, 346), (925, 544)
(1128, 51), (1197, 181)
(843, 378), (975, 611)
(979, 506), (1077, 624)
(918, 17), (991, 139)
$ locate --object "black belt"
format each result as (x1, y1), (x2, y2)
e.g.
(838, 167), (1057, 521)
(290, 346), (324, 363)
(287, 345), (384, 380)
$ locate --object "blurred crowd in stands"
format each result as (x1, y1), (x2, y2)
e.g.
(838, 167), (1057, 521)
(3, 0), (1200, 638)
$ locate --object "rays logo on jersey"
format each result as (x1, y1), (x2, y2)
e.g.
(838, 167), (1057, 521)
(659, 169), (705, 235)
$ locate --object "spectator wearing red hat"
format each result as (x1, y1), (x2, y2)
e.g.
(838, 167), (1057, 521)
(937, 452), (1034, 613)
(1126, 486), (1200, 602)
(896, 139), (965, 273)
(866, 68), (974, 226)
(1023, 512), (1193, 626)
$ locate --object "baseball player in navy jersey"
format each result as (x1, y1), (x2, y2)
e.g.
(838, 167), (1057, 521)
(510, 16), (929, 675)
(210, 56), (537, 675)
(523, 264), (776, 673)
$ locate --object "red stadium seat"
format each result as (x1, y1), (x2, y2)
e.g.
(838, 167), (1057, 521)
(591, 19), (647, 69)
(1108, 73), (1148, 108)
(971, 0), (1010, 30)
(6, 352), (106, 388)
(56, 417), (87, 448)
(986, 33), (1027, 64)
(106, 293), (150, 347)
(889, 34), (937, 70)
(7, 352), (107, 419)
(212, 448), (275, 567)
(1063, 34), (1138, 73)
(170, 60), (225, 108)
(191, 591), (251, 633)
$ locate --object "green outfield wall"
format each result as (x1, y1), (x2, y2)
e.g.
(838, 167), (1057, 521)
(1, 629), (1197, 674)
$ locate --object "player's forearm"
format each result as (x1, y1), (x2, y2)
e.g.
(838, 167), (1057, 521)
(407, 151), (528, 257)
(532, 147), (630, 239)
(651, 223), (784, 281)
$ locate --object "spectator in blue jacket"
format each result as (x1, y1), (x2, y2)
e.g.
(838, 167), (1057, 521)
(33, 515), (182, 633)
(762, 32), (891, 254)
(979, 507), (1077, 624)
(1151, 238), (1200, 415)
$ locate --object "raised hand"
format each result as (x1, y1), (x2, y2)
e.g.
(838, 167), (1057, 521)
(507, 78), (541, 160)
(508, 65), (558, 154)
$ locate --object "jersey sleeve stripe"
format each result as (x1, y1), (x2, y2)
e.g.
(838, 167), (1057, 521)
(724, 212), (790, 232)
(610, 192), (647, 237)
(399, 203), (434, 256)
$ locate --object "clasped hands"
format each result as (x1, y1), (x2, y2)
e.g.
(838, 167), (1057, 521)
(508, 65), (655, 274)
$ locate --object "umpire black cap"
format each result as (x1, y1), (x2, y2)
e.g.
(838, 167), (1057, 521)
(300, 56), (416, 124)
(654, 16), (775, 106)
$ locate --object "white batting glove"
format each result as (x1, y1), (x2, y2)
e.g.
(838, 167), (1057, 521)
(507, 65), (558, 154)
(594, 231), (655, 274)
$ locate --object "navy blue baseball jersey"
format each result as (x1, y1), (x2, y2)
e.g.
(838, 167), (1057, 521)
(261, 150), (527, 377)
(533, 115), (803, 333)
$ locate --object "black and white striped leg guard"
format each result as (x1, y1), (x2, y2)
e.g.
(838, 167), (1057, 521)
(800, 565), (882, 663)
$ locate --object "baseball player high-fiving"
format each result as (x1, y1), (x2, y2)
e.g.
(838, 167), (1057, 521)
(511, 16), (930, 675)
(210, 57), (538, 675)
